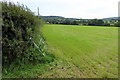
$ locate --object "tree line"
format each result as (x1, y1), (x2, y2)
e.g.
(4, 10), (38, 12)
(41, 16), (119, 27)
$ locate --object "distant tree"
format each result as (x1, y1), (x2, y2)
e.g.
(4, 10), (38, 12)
(62, 19), (71, 25)
(88, 19), (104, 26)
(72, 20), (78, 25)
(114, 21), (120, 27)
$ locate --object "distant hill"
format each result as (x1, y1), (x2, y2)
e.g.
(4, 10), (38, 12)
(40, 16), (80, 20)
(103, 17), (120, 20)
(40, 16), (65, 19)
(40, 16), (120, 20)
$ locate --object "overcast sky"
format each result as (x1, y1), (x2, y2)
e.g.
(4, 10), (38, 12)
(5, 0), (120, 19)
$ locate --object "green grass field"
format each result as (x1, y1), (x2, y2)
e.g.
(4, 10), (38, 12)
(41, 24), (118, 78)
(3, 24), (118, 78)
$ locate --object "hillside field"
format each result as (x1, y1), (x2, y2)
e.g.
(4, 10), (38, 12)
(41, 24), (118, 78)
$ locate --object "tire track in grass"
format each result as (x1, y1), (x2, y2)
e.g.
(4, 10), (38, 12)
(38, 59), (85, 78)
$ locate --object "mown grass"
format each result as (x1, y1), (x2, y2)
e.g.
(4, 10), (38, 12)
(3, 24), (118, 78)
(42, 24), (118, 78)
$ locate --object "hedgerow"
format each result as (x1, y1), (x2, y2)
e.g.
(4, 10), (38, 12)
(2, 2), (54, 68)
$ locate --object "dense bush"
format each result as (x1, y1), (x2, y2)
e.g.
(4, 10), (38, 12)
(2, 2), (54, 67)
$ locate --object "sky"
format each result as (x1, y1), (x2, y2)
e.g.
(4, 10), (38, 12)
(5, 0), (120, 19)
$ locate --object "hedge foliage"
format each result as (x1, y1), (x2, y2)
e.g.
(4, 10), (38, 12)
(2, 2), (53, 67)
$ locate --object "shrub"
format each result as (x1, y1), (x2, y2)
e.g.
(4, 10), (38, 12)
(2, 2), (53, 68)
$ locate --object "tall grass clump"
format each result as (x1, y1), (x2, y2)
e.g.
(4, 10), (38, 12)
(2, 1), (54, 71)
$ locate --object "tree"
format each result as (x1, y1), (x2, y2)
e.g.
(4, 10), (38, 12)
(114, 21), (120, 27)
(88, 19), (104, 26)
